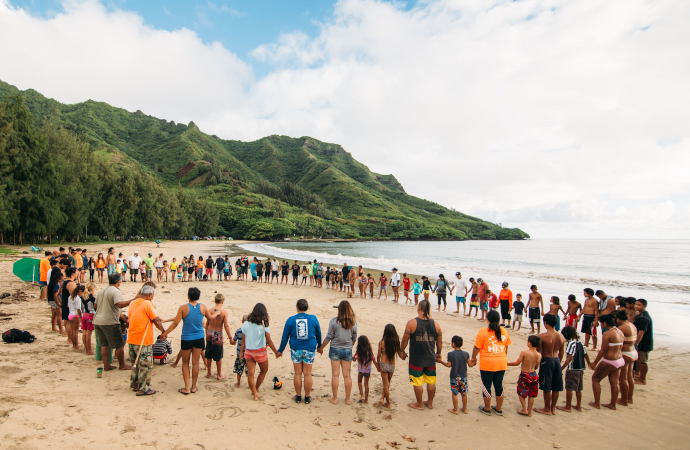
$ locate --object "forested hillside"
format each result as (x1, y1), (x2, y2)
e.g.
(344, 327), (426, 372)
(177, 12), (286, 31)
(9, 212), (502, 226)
(0, 80), (529, 243)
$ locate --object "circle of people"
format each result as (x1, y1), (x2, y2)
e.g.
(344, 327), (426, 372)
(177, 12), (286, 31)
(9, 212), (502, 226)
(38, 246), (653, 416)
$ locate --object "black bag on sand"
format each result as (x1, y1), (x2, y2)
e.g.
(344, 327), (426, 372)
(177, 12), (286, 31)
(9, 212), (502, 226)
(2, 329), (36, 343)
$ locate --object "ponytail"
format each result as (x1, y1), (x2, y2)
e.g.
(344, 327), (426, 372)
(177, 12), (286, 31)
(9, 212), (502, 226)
(487, 310), (501, 341)
(418, 300), (431, 319)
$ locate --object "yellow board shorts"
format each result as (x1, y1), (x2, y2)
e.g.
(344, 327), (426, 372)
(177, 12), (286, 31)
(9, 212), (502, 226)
(409, 363), (437, 386)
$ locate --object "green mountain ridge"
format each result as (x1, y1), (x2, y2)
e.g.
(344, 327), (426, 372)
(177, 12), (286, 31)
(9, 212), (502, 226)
(0, 80), (528, 241)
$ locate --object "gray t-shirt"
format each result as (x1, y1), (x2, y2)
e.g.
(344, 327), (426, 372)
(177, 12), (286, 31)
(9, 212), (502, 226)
(325, 317), (357, 349)
(93, 285), (124, 326)
(448, 349), (470, 379)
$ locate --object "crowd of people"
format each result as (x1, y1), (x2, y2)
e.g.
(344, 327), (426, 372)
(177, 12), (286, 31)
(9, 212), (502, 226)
(36, 246), (654, 417)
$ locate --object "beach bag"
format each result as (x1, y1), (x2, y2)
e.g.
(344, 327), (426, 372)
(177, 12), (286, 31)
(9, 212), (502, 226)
(2, 328), (37, 343)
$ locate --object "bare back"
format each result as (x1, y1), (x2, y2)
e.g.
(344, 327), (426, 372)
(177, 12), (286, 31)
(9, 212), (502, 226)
(207, 309), (228, 332)
(538, 329), (565, 359)
(520, 349), (541, 372)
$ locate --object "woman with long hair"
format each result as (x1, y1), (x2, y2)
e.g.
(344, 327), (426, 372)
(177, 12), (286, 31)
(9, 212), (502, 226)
(318, 300), (357, 405)
(241, 303), (280, 400)
(471, 310), (511, 415)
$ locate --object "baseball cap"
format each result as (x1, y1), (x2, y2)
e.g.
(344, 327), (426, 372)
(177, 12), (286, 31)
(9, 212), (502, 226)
(455, 272), (461, 276)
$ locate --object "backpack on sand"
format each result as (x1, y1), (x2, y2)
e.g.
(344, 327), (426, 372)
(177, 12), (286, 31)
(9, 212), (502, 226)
(2, 329), (37, 343)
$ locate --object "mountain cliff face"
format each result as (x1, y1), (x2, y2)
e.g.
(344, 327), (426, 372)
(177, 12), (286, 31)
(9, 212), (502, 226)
(0, 80), (528, 240)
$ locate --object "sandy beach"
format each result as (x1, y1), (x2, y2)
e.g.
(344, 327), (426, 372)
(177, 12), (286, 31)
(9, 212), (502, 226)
(0, 240), (688, 450)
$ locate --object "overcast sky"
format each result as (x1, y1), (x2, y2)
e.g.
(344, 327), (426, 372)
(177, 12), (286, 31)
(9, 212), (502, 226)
(1, 0), (688, 239)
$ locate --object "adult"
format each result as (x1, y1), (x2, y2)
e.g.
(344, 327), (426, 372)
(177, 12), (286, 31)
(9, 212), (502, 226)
(126, 285), (165, 396)
(450, 272), (469, 315)
(615, 309), (637, 406)
(128, 251), (142, 282)
(290, 260), (299, 285)
(61, 267), (78, 344)
(93, 274), (136, 371)
(240, 253), (249, 281)
(588, 314), (625, 410)
(106, 247), (117, 276)
(278, 299), (322, 404)
(431, 274), (449, 312)
(401, 300), (442, 410)
(160, 287), (220, 394)
(534, 314), (565, 415)
(499, 282), (513, 326)
(477, 278), (489, 321)
(241, 303), (280, 400)
(154, 253), (164, 282)
(39, 250), (52, 300)
(633, 299), (653, 385)
(390, 268), (401, 302)
(215, 255), (225, 281)
(318, 300), (357, 405)
(596, 290), (616, 337)
(471, 310), (511, 416)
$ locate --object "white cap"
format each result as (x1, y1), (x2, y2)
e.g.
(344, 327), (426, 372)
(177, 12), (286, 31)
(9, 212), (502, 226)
(141, 285), (155, 295)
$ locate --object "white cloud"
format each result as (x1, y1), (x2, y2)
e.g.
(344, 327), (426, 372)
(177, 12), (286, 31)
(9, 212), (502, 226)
(1, 0), (689, 238)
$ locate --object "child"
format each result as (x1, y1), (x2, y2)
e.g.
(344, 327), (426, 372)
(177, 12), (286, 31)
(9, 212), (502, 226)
(438, 335), (474, 414)
(177, 263), (184, 282)
(486, 289), (499, 311)
(421, 276), (431, 301)
(224, 257), (231, 281)
(556, 326), (591, 412)
(354, 335), (375, 404)
(68, 284), (85, 350)
(301, 266), (308, 285)
(153, 335), (173, 364)
(511, 294), (525, 330)
(367, 273), (377, 298)
(374, 324), (407, 409)
(233, 314), (249, 387)
(205, 294), (235, 380)
(467, 277), (479, 317)
(120, 314), (129, 342)
(378, 273), (388, 300)
(81, 283), (97, 355)
(549, 296), (566, 331)
(565, 294), (582, 328)
(508, 335), (542, 416)
(402, 273), (411, 304)
(411, 278), (422, 305)
(360, 274), (368, 298)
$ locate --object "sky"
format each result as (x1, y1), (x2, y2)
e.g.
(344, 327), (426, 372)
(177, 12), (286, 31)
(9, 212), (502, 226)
(1, 0), (689, 239)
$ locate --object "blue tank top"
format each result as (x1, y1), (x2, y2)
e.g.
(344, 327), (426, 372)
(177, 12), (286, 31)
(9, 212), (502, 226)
(181, 303), (204, 340)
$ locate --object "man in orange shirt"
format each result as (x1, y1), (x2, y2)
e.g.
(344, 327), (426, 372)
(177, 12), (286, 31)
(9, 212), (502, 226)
(127, 285), (166, 396)
(39, 251), (52, 300)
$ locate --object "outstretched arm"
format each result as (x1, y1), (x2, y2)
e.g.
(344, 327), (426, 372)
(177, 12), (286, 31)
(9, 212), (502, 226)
(160, 306), (184, 340)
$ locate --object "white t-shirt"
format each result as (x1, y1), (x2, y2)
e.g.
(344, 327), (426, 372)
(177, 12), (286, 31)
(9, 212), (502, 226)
(454, 279), (469, 297)
(390, 273), (401, 287)
(272, 260), (278, 269)
(129, 255), (142, 270)
(155, 258), (163, 268)
(68, 294), (82, 316)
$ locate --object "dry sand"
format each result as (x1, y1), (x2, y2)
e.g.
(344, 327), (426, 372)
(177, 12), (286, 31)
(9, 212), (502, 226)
(0, 240), (688, 450)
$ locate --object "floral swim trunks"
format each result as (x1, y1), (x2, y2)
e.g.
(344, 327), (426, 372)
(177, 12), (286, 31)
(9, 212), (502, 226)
(517, 371), (539, 398)
(291, 349), (316, 364)
(450, 376), (468, 396)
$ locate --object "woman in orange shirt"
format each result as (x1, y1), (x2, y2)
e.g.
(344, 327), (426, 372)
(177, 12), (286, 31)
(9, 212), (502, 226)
(471, 310), (511, 416)
(96, 253), (106, 283)
(499, 282), (513, 326)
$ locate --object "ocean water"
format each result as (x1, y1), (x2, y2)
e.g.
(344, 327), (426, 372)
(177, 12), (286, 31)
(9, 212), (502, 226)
(238, 240), (690, 347)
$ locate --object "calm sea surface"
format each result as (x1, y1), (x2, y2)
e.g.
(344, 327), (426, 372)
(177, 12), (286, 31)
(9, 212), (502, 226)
(238, 240), (690, 346)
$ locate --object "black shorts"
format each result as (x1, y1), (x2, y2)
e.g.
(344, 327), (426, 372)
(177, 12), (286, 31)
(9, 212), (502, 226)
(188, 267), (194, 274)
(257, 271), (263, 277)
(205, 343), (224, 361)
(272, 271), (278, 277)
(581, 315), (596, 333)
(539, 357), (564, 392)
(529, 307), (541, 323)
(181, 338), (205, 351)
(130, 268), (138, 275)
(437, 294), (447, 305)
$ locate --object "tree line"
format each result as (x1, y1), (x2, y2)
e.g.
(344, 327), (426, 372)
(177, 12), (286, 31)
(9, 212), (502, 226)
(0, 95), (219, 244)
